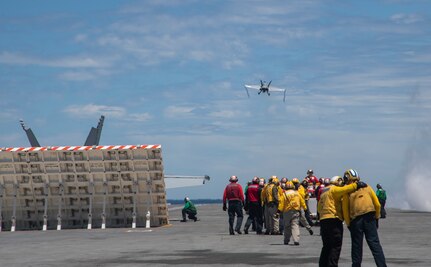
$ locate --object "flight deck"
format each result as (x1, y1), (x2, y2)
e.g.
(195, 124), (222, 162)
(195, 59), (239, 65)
(0, 204), (430, 266)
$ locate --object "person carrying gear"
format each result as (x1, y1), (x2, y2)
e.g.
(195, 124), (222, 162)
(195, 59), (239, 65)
(343, 172), (387, 267)
(181, 197), (198, 222)
(318, 171), (368, 267)
(243, 177), (263, 234)
(262, 176), (282, 235)
(278, 181), (307, 245)
(223, 175), (245, 235)
(376, 184), (387, 218)
(299, 179), (314, 227)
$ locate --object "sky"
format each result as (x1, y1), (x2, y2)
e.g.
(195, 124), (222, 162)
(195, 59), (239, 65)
(1, 0), (431, 210)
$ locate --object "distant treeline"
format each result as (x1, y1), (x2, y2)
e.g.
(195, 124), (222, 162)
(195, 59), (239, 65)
(167, 199), (222, 204)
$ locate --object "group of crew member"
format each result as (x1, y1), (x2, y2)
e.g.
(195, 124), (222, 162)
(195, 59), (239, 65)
(222, 169), (387, 267)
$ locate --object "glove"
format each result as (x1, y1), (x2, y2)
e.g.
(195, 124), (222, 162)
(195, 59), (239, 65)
(223, 204), (227, 211)
(376, 219), (379, 229)
(356, 181), (368, 189)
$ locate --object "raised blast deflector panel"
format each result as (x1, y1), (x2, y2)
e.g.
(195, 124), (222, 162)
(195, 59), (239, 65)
(0, 145), (167, 231)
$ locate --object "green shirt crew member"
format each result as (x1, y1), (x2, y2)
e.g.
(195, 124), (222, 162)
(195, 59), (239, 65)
(376, 184), (387, 218)
(181, 197), (198, 222)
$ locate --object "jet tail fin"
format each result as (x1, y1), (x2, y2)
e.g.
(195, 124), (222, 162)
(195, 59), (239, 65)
(84, 115), (105, 146)
(19, 120), (41, 147)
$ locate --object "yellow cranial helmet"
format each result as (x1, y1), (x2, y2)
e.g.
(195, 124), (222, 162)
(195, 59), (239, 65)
(343, 169), (359, 184)
(285, 181), (294, 190)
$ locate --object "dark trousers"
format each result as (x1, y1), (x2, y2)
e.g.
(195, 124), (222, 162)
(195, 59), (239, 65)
(228, 200), (243, 232)
(182, 209), (197, 220)
(379, 199), (386, 218)
(319, 218), (343, 267)
(305, 199), (314, 226)
(350, 212), (387, 267)
(244, 202), (263, 233)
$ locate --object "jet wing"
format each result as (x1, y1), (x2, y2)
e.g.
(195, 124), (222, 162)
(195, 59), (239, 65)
(164, 175), (210, 189)
(269, 86), (287, 102)
(244, 84), (261, 90)
(268, 86), (286, 92)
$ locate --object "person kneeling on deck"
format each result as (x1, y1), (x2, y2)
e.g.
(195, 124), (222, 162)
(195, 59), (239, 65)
(181, 197), (198, 222)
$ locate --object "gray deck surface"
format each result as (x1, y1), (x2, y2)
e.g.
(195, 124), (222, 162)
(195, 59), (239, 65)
(0, 204), (430, 266)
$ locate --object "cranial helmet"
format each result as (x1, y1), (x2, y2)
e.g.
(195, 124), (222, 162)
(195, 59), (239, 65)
(285, 181), (294, 190)
(343, 169), (359, 184)
(229, 175), (238, 182)
(330, 176), (343, 186)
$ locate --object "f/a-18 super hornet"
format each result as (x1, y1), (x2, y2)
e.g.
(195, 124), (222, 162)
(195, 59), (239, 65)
(244, 80), (286, 102)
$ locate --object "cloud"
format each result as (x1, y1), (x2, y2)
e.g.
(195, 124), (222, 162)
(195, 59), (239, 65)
(209, 110), (248, 119)
(0, 52), (113, 68)
(58, 71), (97, 81)
(405, 52), (431, 63)
(0, 109), (20, 122)
(63, 104), (153, 123)
(126, 113), (152, 122)
(58, 69), (113, 81)
(74, 34), (88, 42)
(64, 104), (126, 118)
(164, 106), (196, 118)
(391, 13), (423, 24)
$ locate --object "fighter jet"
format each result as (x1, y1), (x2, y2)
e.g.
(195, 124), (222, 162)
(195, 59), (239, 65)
(244, 80), (286, 102)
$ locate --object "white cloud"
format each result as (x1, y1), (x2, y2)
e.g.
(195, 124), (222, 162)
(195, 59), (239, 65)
(405, 52), (431, 63)
(0, 52), (113, 68)
(126, 113), (152, 122)
(74, 34), (88, 42)
(391, 13), (423, 24)
(64, 104), (126, 117)
(0, 109), (19, 122)
(164, 106), (196, 118)
(58, 71), (97, 81)
(63, 104), (153, 123)
(209, 109), (249, 119)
